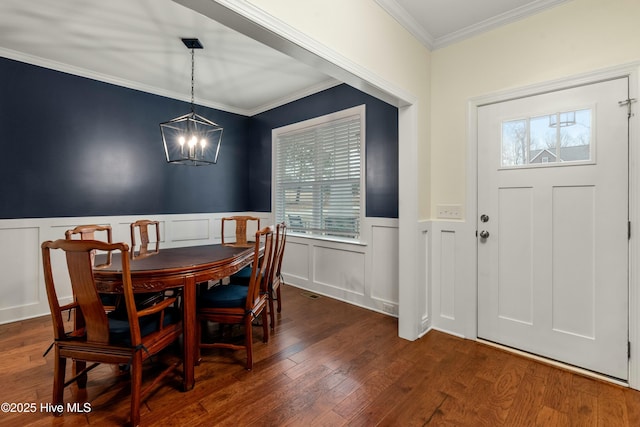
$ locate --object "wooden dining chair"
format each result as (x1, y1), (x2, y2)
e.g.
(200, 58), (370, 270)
(65, 224), (113, 268)
(65, 224), (112, 241)
(197, 226), (274, 370)
(130, 219), (161, 258)
(221, 216), (260, 246)
(41, 239), (183, 427)
(223, 216), (261, 285)
(130, 219), (171, 313)
(230, 222), (287, 330)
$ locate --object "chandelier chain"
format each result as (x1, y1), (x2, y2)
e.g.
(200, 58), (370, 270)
(190, 48), (195, 113)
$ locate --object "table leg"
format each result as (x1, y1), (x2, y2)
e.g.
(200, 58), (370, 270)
(183, 275), (196, 391)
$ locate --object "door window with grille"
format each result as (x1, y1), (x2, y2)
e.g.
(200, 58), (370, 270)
(501, 108), (593, 168)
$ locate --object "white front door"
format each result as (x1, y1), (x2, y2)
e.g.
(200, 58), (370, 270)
(477, 77), (629, 380)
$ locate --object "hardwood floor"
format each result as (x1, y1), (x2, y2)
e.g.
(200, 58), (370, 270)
(1, 284), (639, 426)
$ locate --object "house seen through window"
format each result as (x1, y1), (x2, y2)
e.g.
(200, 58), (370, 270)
(501, 108), (592, 167)
(273, 105), (365, 240)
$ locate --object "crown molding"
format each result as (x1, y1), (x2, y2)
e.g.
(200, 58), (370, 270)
(432, 0), (570, 49)
(374, 0), (435, 50)
(248, 78), (341, 116)
(375, 0), (570, 51)
(0, 46), (256, 116)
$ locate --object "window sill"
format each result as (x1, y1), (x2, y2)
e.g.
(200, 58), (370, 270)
(288, 232), (367, 247)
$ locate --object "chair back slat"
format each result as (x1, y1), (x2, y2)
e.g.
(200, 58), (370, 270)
(274, 222), (287, 280)
(246, 226), (274, 311)
(263, 225), (280, 295)
(64, 249), (110, 343)
(265, 222), (287, 330)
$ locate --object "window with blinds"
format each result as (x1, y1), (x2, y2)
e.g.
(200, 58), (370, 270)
(274, 105), (365, 240)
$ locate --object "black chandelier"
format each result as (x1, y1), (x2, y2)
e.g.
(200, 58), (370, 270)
(160, 38), (223, 165)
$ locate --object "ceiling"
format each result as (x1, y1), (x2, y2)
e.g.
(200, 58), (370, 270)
(0, 0), (568, 116)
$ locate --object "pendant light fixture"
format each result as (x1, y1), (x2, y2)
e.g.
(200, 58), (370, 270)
(160, 38), (222, 165)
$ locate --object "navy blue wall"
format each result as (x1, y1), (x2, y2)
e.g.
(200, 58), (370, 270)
(0, 57), (251, 219)
(0, 59), (398, 219)
(250, 84), (399, 218)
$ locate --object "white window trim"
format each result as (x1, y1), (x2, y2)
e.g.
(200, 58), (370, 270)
(272, 104), (366, 243)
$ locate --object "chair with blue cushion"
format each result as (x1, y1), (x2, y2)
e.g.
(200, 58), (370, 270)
(41, 239), (183, 427)
(230, 222), (287, 330)
(197, 226), (274, 370)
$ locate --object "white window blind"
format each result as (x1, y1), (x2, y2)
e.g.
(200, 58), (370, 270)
(274, 106), (364, 239)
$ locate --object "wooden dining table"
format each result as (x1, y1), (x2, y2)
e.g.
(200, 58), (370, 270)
(93, 243), (257, 391)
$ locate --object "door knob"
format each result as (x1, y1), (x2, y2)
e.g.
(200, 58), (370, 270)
(479, 230), (490, 239)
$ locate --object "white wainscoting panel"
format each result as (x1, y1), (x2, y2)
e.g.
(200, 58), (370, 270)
(282, 217), (399, 316)
(430, 220), (477, 338)
(169, 218), (211, 242)
(439, 230), (456, 320)
(370, 225), (399, 305)
(314, 245), (366, 295)
(418, 221), (431, 336)
(0, 227), (41, 311)
(282, 241), (310, 283)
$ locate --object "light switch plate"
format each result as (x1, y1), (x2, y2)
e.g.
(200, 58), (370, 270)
(437, 204), (462, 219)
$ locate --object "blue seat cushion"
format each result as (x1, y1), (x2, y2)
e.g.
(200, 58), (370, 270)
(108, 308), (179, 346)
(198, 284), (248, 309)
(229, 265), (252, 286)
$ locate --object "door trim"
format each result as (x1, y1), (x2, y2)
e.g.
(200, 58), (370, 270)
(467, 62), (640, 389)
